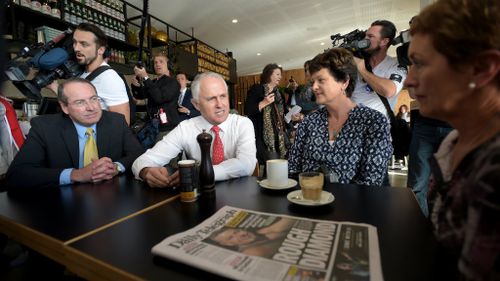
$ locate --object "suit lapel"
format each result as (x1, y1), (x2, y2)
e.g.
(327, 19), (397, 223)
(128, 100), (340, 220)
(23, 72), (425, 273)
(183, 90), (192, 107)
(96, 112), (110, 156)
(61, 116), (80, 167)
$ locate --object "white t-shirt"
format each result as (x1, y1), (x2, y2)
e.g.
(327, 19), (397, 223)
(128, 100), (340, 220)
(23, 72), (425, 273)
(132, 114), (257, 182)
(80, 62), (128, 110)
(351, 55), (407, 119)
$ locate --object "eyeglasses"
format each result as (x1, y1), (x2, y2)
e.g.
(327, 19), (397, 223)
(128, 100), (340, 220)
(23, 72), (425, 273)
(69, 96), (102, 107)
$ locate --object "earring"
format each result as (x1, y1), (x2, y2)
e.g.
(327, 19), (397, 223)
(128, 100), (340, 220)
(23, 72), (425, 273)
(468, 82), (476, 89)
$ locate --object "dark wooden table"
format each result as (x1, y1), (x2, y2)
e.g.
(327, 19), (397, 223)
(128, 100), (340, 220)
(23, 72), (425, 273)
(67, 176), (437, 281)
(0, 175), (178, 264)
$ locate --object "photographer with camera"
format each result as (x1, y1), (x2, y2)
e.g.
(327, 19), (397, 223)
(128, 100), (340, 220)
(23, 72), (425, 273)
(349, 20), (408, 186)
(351, 20), (407, 120)
(47, 23), (130, 125)
(131, 52), (181, 146)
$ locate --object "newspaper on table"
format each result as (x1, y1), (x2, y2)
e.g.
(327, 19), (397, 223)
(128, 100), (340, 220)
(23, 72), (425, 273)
(152, 206), (384, 281)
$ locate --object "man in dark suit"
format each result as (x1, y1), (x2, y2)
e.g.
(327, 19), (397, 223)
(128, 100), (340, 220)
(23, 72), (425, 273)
(176, 72), (200, 122)
(5, 78), (144, 190)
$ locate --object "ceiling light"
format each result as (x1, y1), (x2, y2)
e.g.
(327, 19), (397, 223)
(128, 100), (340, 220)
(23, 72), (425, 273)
(257, 53), (261, 56)
(320, 42), (325, 46)
(232, 19), (238, 23)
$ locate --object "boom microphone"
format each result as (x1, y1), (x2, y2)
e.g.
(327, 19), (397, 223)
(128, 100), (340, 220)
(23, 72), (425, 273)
(30, 48), (69, 70)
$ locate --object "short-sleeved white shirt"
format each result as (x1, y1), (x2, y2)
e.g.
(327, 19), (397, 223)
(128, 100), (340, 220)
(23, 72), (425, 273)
(351, 55), (407, 119)
(80, 62), (128, 109)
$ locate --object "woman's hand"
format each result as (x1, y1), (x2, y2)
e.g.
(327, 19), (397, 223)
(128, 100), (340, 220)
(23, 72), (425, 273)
(258, 93), (275, 111)
(291, 113), (304, 122)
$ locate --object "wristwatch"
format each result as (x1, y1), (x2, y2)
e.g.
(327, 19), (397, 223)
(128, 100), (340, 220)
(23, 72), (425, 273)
(115, 163), (125, 174)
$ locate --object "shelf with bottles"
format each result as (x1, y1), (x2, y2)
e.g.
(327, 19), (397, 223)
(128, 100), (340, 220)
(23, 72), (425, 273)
(62, 0), (126, 42)
(7, 0), (131, 47)
(8, 1), (69, 34)
(197, 62), (230, 82)
(6, 3), (63, 48)
(11, 0), (62, 18)
(196, 42), (230, 68)
(197, 42), (228, 66)
(194, 41), (231, 80)
(81, 0), (125, 21)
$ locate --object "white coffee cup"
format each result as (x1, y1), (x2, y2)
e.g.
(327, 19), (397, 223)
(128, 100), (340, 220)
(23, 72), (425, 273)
(266, 159), (288, 187)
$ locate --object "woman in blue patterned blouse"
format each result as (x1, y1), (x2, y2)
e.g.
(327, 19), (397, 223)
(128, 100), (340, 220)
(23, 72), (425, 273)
(288, 48), (392, 186)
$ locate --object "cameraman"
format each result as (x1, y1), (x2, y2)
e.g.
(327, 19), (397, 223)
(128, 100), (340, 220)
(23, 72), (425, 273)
(351, 20), (407, 120)
(48, 23), (130, 125)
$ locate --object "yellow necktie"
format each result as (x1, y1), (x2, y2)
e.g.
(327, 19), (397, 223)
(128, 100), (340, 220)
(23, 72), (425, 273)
(83, 128), (98, 166)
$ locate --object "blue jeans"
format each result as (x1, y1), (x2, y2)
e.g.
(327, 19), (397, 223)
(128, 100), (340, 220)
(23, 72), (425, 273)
(407, 121), (452, 217)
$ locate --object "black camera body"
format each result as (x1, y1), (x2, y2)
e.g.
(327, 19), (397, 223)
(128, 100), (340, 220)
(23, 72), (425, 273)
(331, 29), (370, 58)
(4, 29), (84, 101)
(392, 29), (411, 67)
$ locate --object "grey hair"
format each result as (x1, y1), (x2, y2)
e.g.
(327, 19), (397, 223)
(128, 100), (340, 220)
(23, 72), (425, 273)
(191, 72), (228, 101)
(57, 77), (97, 104)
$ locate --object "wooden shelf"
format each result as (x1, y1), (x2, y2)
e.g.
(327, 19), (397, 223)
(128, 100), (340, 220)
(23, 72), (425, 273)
(7, 3), (137, 52)
(195, 41), (231, 81)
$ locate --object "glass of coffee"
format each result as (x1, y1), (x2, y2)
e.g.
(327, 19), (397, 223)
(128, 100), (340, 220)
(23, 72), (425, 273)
(299, 172), (324, 201)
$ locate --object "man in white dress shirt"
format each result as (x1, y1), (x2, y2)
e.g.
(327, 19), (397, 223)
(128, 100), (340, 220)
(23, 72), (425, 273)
(132, 72), (257, 188)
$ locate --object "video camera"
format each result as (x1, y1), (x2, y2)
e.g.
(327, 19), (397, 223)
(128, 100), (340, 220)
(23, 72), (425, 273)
(330, 29), (370, 58)
(4, 29), (83, 101)
(392, 29), (411, 67)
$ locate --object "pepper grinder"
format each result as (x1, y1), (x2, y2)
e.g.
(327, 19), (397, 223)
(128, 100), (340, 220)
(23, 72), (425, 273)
(197, 129), (215, 198)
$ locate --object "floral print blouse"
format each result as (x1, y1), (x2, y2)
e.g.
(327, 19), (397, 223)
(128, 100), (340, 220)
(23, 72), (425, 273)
(288, 106), (392, 186)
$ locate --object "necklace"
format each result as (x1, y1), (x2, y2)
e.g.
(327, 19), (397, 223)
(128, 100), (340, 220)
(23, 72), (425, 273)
(331, 129), (340, 141)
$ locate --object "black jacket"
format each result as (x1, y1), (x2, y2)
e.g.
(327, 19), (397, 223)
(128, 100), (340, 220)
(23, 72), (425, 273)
(178, 88), (201, 122)
(5, 111), (144, 190)
(131, 75), (181, 131)
(244, 84), (288, 163)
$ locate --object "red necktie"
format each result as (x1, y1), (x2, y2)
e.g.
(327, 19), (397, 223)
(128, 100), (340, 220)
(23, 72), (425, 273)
(211, 125), (224, 165)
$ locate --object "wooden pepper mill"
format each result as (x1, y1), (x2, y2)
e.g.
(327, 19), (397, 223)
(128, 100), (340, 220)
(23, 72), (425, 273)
(197, 129), (215, 198)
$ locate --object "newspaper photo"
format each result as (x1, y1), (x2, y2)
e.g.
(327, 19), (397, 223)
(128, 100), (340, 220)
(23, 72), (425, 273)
(152, 206), (383, 281)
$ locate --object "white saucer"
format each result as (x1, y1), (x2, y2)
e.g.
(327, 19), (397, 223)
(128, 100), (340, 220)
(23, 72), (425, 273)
(259, 179), (297, 190)
(287, 190), (335, 206)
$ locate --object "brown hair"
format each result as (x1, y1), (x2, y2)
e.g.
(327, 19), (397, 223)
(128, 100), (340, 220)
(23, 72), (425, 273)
(410, 0), (499, 72)
(308, 48), (357, 97)
(371, 20), (397, 42)
(75, 23), (107, 49)
(260, 63), (282, 84)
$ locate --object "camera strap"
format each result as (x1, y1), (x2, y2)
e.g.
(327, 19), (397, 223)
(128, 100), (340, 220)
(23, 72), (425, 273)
(85, 65), (112, 82)
(365, 61), (396, 124)
(377, 93), (396, 125)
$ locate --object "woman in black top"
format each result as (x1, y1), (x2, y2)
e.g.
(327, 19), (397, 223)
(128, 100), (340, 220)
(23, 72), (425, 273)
(245, 64), (289, 164)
